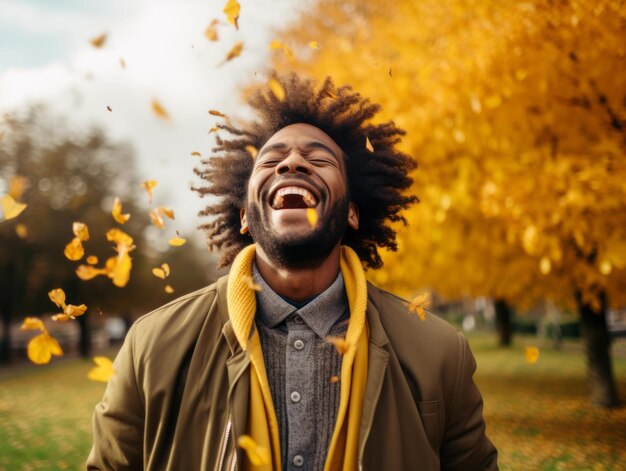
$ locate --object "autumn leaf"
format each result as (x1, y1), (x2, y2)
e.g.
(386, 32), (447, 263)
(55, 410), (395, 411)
(408, 293), (431, 321)
(48, 289), (66, 309)
(191, 151), (201, 157)
(326, 336), (350, 355)
(209, 109), (227, 118)
(27, 333), (63, 365)
(112, 197), (131, 224)
(525, 346), (540, 364)
(222, 42), (244, 64)
(306, 208), (318, 227)
(9, 175), (26, 200)
(204, 19), (220, 41)
(208, 127), (218, 134)
(238, 435), (270, 466)
(244, 145), (258, 158)
(86, 255), (98, 265)
(151, 100), (169, 120)
(242, 275), (262, 292)
(72, 222), (89, 241)
(168, 236), (186, 247)
(330, 375), (340, 383)
(269, 40), (294, 59)
(142, 180), (158, 203)
(157, 206), (175, 220)
(88, 356), (115, 382)
(164, 285), (175, 294)
(109, 248), (133, 288)
(107, 106), (112, 112)
(365, 136), (374, 153)
(1, 194), (27, 220)
(106, 228), (134, 247)
(223, 0), (240, 29)
(268, 78), (285, 101)
(21, 317), (45, 332)
(90, 33), (107, 48)
(152, 263), (170, 279)
(52, 303), (88, 322)
(150, 208), (165, 229)
(76, 264), (107, 281)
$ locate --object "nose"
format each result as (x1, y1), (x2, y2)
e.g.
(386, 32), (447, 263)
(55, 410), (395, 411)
(276, 152), (312, 175)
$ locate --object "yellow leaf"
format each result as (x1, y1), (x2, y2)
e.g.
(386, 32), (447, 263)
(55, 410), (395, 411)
(223, 0), (240, 29)
(110, 249), (132, 288)
(1, 194), (27, 220)
(27, 333), (63, 365)
(76, 264), (107, 281)
(365, 136), (374, 153)
(238, 435), (270, 466)
(86, 255), (98, 265)
(88, 356), (115, 382)
(408, 293), (431, 321)
(157, 206), (175, 220)
(20, 317), (46, 332)
(268, 78), (285, 101)
(242, 275), (262, 292)
(269, 40), (293, 59)
(306, 208), (318, 227)
(191, 151), (201, 157)
(142, 180), (158, 203)
(106, 228), (134, 247)
(65, 304), (88, 318)
(308, 41), (320, 49)
(204, 19), (219, 41)
(164, 285), (175, 294)
(150, 208), (165, 229)
(151, 100), (169, 120)
(73, 222), (90, 241)
(168, 236), (187, 247)
(244, 145), (258, 158)
(112, 197), (131, 224)
(152, 263), (170, 279)
(64, 237), (84, 261)
(525, 346), (540, 364)
(326, 336), (350, 355)
(208, 127), (218, 134)
(330, 375), (340, 383)
(9, 175), (27, 200)
(89, 33), (107, 48)
(599, 259), (612, 275)
(48, 289), (66, 309)
(209, 109), (227, 118)
(15, 223), (28, 239)
(223, 42), (244, 63)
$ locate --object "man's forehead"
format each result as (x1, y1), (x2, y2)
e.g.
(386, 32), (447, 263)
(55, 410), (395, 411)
(262, 123), (342, 153)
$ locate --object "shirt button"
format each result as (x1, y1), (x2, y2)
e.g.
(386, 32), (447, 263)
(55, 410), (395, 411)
(293, 315), (304, 325)
(290, 391), (301, 403)
(293, 455), (304, 467)
(294, 339), (305, 350)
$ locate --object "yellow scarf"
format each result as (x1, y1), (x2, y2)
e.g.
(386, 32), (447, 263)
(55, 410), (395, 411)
(227, 244), (369, 471)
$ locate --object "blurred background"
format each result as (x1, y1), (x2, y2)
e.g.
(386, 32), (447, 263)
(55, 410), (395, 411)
(1, 0), (625, 469)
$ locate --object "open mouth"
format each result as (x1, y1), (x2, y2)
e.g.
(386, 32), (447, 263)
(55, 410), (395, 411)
(271, 186), (318, 209)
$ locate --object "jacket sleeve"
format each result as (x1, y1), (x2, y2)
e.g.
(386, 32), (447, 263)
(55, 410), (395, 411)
(87, 324), (144, 470)
(440, 332), (498, 470)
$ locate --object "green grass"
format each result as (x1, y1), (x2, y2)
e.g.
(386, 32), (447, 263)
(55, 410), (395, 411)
(0, 335), (625, 470)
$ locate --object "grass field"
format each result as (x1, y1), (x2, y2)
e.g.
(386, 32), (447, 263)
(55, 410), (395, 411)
(0, 335), (625, 470)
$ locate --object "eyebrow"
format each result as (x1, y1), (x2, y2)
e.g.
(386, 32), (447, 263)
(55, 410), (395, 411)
(257, 141), (339, 161)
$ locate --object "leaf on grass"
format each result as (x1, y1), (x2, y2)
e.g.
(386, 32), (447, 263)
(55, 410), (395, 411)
(165, 285), (175, 294)
(168, 236), (186, 246)
(21, 317), (45, 332)
(244, 145), (258, 158)
(1, 194), (27, 220)
(269, 40), (293, 59)
(238, 435), (270, 466)
(525, 346), (540, 364)
(242, 275), (262, 292)
(306, 208), (318, 227)
(90, 33), (107, 48)
(86, 255), (99, 265)
(152, 263), (170, 279)
(204, 19), (220, 41)
(112, 197), (131, 224)
(365, 136), (374, 153)
(88, 356), (115, 382)
(268, 78), (285, 101)
(326, 336), (350, 355)
(150, 208), (165, 229)
(27, 333), (63, 365)
(157, 206), (175, 220)
(222, 42), (243, 63)
(142, 180), (158, 203)
(48, 289), (67, 309)
(151, 100), (169, 120)
(223, 0), (240, 29)
(408, 293), (431, 321)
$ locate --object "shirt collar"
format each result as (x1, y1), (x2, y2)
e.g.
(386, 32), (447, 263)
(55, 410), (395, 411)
(253, 264), (348, 338)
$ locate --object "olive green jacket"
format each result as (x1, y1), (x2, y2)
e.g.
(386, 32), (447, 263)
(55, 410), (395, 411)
(87, 276), (498, 470)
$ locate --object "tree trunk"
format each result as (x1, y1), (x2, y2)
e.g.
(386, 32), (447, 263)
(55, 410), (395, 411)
(0, 260), (16, 364)
(576, 290), (620, 408)
(77, 314), (91, 358)
(494, 298), (513, 347)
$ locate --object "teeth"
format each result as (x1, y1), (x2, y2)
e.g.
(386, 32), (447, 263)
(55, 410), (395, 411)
(272, 186), (318, 209)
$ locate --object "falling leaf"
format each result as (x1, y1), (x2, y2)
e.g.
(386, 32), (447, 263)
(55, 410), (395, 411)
(309, 41), (320, 49)
(90, 33), (107, 48)
(242, 275), (262, 292)
(525, 346), (540, 364)
(9, 176), (27, 200)
(152, 263), (170, 279)
(306, 208), (318, 227)
(27, 333), (63, 365)
(119, 58), (126, 69)
(238, 435), (270, 466)
(268, 78), (285, 101)
(109, 249), (133, 288)
(209, 109), (227, 118)
(106, 228), (134, 246)
(150, 208), (165, 229)
(223, 0), (240, 29)
(269, 40), (294, 59)
(408, 293), (431, 321)
(73, 222), (89, 241)
(365, 136), (374, 153)
(52, 303), (88, 322)
(191, 151), (201, 157)
(168, 236), (187, 247)
(326, 336), (350, 355)
(88, 356), (115, 382)
(111, 197), (132, 225)
(64, 237), (85, 261)
(157, 206), (175, 220)
(164, 285), (175, 294)
(107, 106), (112, 112)
(48, 289), (67, 309)
(330, 375), (340, 383)
(142, 180), (158, 203)
(222, 41), (243, 63)
(86, 255), (99, 265)
(204, 19), (220, 41)
(15, 223), (28, 239)
(208, 127), (218, 134)
(76, 264), (107, 281)
(1, 194), (27, 220)
(245, 145), (258, 158)
(21, 317), (45, 332)
(151, 100), (169, 120)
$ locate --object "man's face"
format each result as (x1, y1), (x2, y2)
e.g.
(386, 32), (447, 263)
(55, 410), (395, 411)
(241, 123), (358, 268)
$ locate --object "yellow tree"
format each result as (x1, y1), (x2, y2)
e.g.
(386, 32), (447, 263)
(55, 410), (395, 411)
(269, 0), (626, 407)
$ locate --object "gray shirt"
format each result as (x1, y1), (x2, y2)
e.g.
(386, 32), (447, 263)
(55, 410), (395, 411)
(253, 265), (349, 471)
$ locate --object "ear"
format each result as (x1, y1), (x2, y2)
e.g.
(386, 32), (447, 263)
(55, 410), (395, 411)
(348, 202), (359, 230)
(240, 208), (249, 235)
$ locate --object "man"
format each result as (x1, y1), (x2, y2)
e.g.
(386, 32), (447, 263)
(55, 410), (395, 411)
(88, 74), (498, 470)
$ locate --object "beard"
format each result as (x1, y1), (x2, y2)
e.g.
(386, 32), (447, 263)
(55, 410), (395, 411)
(246, 196), (350, 269)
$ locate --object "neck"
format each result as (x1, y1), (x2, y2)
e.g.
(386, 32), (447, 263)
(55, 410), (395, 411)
(254, 244), (342, 302)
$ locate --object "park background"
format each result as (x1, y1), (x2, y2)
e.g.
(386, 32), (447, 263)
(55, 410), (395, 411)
(1, 0), (625, 469)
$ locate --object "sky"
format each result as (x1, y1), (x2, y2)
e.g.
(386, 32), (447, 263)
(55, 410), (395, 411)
(0, 0), (305, 235)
